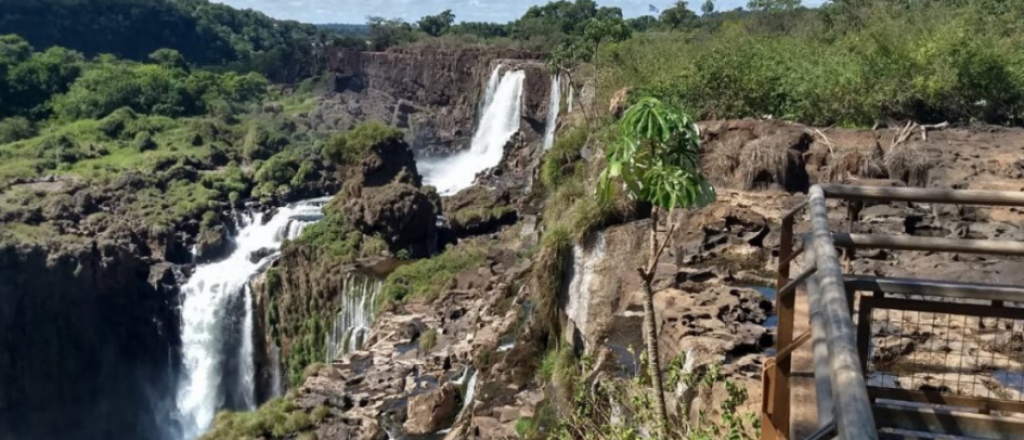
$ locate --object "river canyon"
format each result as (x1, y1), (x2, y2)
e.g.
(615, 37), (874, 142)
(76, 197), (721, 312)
(6, 42), (1024, 440)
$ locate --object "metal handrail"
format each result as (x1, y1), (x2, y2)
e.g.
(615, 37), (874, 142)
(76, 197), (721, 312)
(808, 185), (879, 440)
(765, 184), (1024, 440)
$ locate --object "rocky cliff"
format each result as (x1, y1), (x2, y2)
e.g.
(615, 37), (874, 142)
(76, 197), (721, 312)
(313, 48), (550, 156)
(0, 240), (180, 440)
(219, 117), (1024, 440)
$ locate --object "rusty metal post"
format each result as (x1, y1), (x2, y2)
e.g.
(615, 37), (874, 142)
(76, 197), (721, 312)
(809, 185), (879, 440)
(770, 211), (796, 439)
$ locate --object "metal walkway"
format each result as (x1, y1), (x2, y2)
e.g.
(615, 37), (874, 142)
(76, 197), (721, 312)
(761, 184), (1024, 440)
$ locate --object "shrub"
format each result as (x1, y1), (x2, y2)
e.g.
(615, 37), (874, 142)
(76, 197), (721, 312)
(322, 120), (403, 165)
(0, 117), (35, 144)
(311, 405), (330, 424)
(97, 107), (137, 138)
(540, 126), (587, 190)
(379, 242), (487, 307)
(132, 131), (157, 151)
(419, 328), (438, 353)
(514, 417), (535, 438)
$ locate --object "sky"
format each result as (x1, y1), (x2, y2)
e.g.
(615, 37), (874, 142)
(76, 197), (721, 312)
(214, 0), (827, 24)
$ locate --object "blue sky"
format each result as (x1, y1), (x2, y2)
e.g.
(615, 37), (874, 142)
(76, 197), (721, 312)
(214, 0), (827, 24)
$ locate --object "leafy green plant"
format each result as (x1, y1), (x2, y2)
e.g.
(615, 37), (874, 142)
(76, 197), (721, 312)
(379, 242), (487, 308)
(597, 96), (715, 433)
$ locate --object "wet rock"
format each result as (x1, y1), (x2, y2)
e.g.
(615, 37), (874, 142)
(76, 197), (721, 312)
(248, 247), (276, 264)
(194, 225), (232, 263)
(403, 382), (459, 435)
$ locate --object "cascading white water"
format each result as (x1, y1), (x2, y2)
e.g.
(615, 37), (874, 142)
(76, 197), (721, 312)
(176, 198), (329, 440)
(269, 344), (284, 398)
(325, 275), (381, 362)
(568, 83), (575, 114)
(482, 64), (502, 110)
(565, 232), (607, 339)
(420, 67), (526, 195)
(542, 75), (562, 151)
(238, 285), (256, 410)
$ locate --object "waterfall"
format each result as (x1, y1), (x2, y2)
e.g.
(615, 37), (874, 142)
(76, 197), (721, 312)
(238, 285), (256, 410)
(420, 67), (526, 195)
(482, 64), (502, 110)
(542, 75), (562, 151)
(565, 232), (607, 342)
(269, 344), (284, 398)
(175, 197), (328, 440)
(325, 274), (382, 363)
(568, 83), (574, 114)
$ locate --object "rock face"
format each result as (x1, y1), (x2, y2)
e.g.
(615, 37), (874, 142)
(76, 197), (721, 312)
(322, 48), (547, 156)
(404, 383), (460, 435)
(442, 185), (517, 238)
(0, 241), (179, 440)
(340, 136), (439, 257)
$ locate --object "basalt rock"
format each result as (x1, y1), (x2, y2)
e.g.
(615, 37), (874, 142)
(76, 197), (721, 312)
(0, 240), (178, 440)
(403, 382), (460, 435)
(443, 186), (517, 238)
(344, 183), (438, 258)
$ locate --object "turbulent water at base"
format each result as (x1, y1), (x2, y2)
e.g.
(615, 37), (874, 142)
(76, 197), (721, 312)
(325, 275), (382, 362)
(542, 75), (561, 151)
(420, 67), (526, 195)
(175, 198), (329, 440)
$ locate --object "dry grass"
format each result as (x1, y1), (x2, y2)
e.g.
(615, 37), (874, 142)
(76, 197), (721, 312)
(884, 141), (933, 187)
(702, 135), (745, 183)
(823, 143), (886, 182)
(738, 135), (791, 190)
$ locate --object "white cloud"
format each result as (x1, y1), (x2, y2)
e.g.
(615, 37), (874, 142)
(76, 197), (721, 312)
(212, 0), (827, 24)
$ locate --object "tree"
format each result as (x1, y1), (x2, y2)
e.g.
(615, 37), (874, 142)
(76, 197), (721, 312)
(597, 97), (716, 434)
(660, 1), (699, 30)
(149, 48), (189, 71)
(367, 17), (416, 51)
(702, 0), (716, 15)
(747, 0), (802, 12)
(417, 10), (456, 37)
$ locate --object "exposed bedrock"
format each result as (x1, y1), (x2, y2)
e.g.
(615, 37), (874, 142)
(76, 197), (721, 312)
(317, 48), (550, 156)
(0, 241), (180, 440)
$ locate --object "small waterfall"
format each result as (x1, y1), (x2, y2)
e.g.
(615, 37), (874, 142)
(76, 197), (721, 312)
(176, 197), (328, 440)
(565, 232), (607, 341)
(462, 370), (478, 409)
(325, 275), (382, 362)
(542, 74), (562, 151)
(269, 344), (284, 398)
(238, 285), (256, 410)
(568, 83), (574, 114)
(482, 64), (502, 110)
(420, 67), (526, 195)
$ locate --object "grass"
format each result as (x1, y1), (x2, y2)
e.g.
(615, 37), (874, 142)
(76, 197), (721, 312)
(419, 328), (438, 354)
(378, 241), (488, 308)
(200, 398), (315, 440)
(738, 133), (794, 190)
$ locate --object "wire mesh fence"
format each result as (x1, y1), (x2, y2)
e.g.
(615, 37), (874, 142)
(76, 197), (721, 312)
(858, 293), (1024, 414)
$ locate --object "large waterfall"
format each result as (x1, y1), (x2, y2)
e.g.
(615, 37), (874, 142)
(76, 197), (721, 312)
(420, 66), (526, 195)
(325, 274), (382, 362)
(175, 198), (328, 440)
(543, 75), (561, 151)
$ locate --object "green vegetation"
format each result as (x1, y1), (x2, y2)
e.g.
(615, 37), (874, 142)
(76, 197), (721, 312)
(379, 242), (488, 308)
(321, 120), (403, 165)
(200, 398), (315, 440)
(2, 0), (322, 79)
(419, 328), (438, 353)
(597, 97), (715, 432)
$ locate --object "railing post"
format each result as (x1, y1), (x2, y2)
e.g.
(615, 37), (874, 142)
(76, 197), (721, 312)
(770, 212), (796, 439)
(809, 185), (879, 440)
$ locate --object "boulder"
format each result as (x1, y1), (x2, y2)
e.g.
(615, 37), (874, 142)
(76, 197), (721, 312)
(402, 383), (460, 436)
(194, 225), (232, 263)
(343, 183), (438, 258)
(443, 186), (517, 237)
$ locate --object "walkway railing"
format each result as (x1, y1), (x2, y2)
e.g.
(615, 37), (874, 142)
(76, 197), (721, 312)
(761, 184), (1024, 440)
